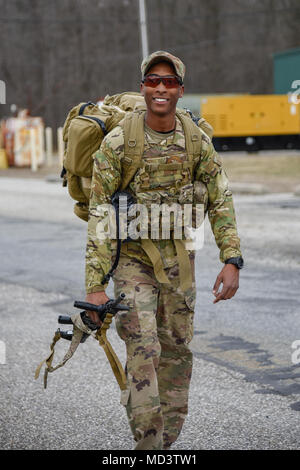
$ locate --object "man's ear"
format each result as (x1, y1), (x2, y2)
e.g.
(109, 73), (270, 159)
(140, 82), (145, 96)
(179, 85), (184, 99)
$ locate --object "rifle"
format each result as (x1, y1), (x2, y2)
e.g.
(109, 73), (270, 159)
(57, 293), (129, 341)
(35, 293), (129, 390)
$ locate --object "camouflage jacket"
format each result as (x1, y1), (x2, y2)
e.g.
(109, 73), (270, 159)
(86, 117), (242, 293)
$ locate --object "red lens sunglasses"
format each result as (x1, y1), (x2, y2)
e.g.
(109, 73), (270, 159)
(142, 74), (183, 89)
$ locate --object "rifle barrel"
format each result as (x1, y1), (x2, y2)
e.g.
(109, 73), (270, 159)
(73, 301), (105, 314)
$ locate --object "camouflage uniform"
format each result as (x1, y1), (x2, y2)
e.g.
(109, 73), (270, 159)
(113, 253), (195, 450)
(85, 113), (242, 449)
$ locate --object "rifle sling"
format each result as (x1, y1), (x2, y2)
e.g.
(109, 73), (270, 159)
(96, 313), (127, 390)
(35, 314), (126, 391)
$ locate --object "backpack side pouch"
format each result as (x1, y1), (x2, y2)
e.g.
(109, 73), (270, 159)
(65, 116), (105, 177)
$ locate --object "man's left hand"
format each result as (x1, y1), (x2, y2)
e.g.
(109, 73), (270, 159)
(212, 264), (239, 304)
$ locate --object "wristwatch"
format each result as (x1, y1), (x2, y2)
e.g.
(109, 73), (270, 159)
(225, 256), (244, 269)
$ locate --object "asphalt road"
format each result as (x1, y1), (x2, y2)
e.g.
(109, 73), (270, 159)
(0, 176), (300, 450)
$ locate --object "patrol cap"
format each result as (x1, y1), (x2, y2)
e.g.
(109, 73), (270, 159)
(141, 51), (185, 82)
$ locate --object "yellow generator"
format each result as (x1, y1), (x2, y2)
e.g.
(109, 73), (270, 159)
(200, 95), (300, 151)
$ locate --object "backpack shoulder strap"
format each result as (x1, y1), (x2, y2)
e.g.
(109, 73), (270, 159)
(120, 110), (145, 190)
(198, 117), (213, 140)
(176, 110), (202, 163)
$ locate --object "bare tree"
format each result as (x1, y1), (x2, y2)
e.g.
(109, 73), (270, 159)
(0, 0), (299, 131)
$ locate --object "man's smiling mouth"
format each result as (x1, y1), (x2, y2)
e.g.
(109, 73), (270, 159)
(153, 98), (168, 102)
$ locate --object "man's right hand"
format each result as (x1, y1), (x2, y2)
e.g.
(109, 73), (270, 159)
(85, 291), (110, 327)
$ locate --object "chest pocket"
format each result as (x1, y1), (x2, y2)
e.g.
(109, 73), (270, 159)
(133, 160), (194, 192)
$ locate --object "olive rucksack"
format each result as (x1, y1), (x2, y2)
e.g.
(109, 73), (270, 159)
(61, 92), (213, 222)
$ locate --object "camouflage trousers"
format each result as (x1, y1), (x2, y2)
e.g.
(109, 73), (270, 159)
(113, 254), (196, 450)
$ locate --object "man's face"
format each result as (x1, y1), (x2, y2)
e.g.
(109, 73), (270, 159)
(140, 61), (184, 117)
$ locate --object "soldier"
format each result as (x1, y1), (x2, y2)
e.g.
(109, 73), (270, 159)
(85, 51), (243, 450)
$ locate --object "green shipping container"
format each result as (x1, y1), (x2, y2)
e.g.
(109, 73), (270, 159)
(273, 47), (300, 94)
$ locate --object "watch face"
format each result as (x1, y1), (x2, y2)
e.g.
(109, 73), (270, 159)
(237, 258), (244, 269)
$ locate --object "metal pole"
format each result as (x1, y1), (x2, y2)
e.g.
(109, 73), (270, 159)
(139, 0), (149, 60)
(57, 127), (64, 166)
(45, 127), (53, 166)
(30, 128), (38, 172)
(38, 125), (45, 165)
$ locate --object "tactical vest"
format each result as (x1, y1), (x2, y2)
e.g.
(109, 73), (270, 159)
(109, 109), (207, 292)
